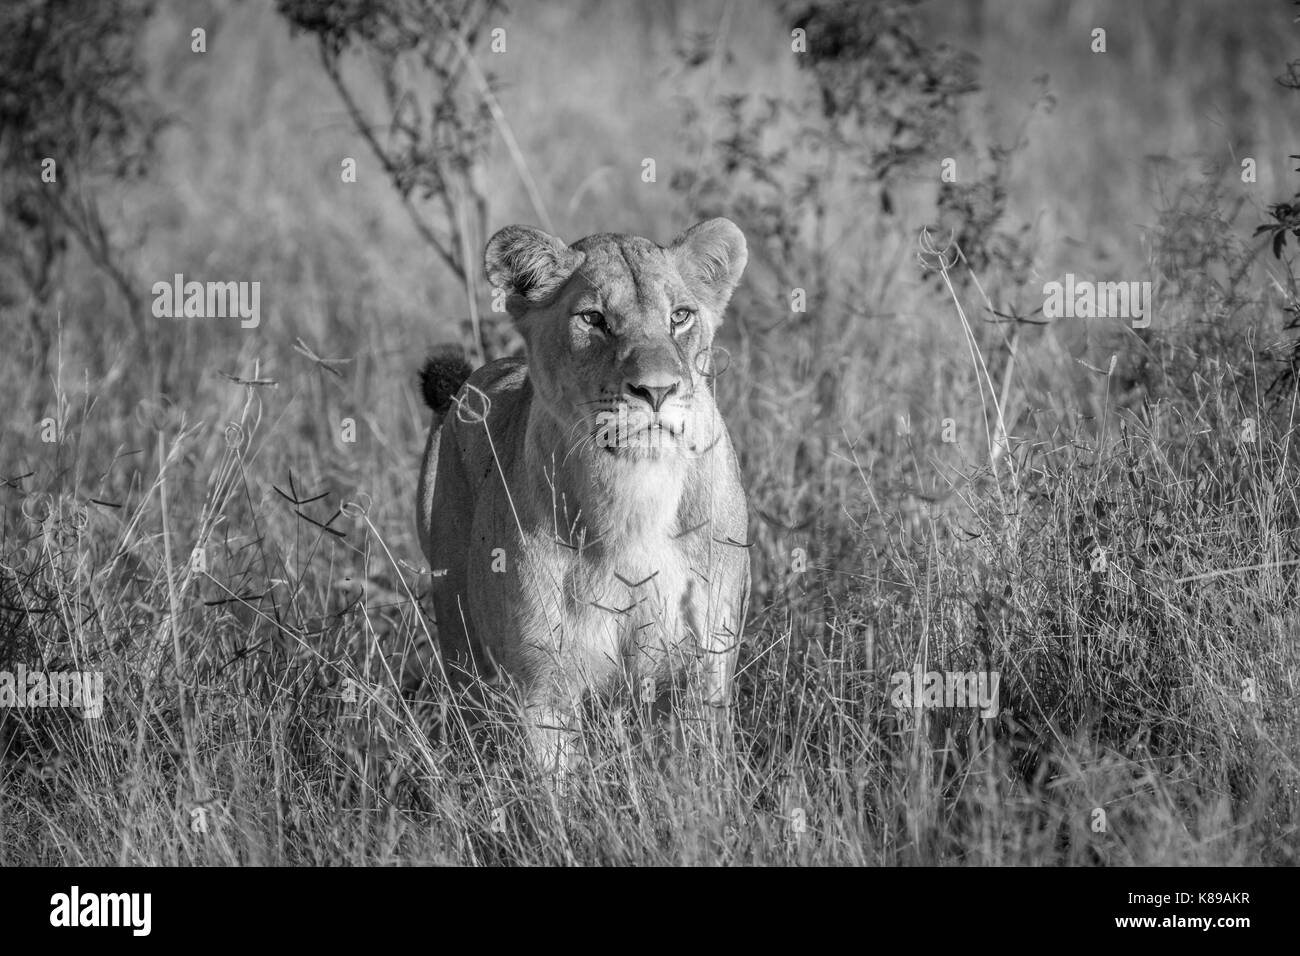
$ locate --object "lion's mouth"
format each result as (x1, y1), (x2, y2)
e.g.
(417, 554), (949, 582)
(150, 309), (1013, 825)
(592, 406), (686, 455)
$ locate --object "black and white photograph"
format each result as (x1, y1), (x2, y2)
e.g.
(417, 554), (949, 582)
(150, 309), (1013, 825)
(0, 0), (1294, 907)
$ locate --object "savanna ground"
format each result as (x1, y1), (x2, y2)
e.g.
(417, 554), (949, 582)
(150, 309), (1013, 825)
(1, 0), (1299, 865)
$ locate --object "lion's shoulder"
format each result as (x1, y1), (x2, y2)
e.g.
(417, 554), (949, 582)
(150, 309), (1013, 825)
(467, 355), (527, 393)
(454, 356), (529, 418)
(444, 356), (532, 475)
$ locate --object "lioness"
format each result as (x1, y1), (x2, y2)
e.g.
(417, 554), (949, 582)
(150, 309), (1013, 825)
(416, 218), (751, 767)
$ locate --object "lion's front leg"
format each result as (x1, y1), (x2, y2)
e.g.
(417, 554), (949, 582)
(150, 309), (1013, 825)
(693, 560), (749, 745)
(517, 644), (606, 775)
(523, 696), (582, 775)
(696, 625), (740, 747)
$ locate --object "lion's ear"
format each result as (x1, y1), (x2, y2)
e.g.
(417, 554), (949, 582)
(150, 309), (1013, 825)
(484, 225), (584, 311)
(669, 218), (748, 317)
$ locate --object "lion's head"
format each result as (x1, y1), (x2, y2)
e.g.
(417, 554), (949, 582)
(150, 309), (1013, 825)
(484, 218), (747, 463)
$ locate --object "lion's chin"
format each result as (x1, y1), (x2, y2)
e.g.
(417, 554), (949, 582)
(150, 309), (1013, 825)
(590, 406), (689, 462)
(598, 426), (683, 462)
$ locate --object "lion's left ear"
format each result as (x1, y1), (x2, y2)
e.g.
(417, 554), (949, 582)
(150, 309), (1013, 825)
(484, 225), (585, 316)
(669, 218), (748, 318)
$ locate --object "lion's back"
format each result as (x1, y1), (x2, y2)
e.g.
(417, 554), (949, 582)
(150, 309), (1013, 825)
(444, 356), (532, 487)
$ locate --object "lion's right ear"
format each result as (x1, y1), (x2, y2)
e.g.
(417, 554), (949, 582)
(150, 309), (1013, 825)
(669, 217), (748, 318)
(484, 225), (584, 313)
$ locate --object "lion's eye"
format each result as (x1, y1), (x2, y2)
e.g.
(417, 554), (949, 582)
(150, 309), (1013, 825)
(577, 310), (607, 330)
(670, 308), (695, 330)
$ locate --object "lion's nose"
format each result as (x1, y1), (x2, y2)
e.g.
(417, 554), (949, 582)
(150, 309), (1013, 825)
(625, 380), (680, 412)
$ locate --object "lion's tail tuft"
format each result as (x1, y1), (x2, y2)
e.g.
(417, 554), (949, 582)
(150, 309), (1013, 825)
(419, 346), (474, 415)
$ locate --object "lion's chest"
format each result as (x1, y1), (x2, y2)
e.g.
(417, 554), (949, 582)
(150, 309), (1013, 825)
(566, 534), (694, 647)
(495, 518), (705, 686)
(462, 435), (738, 689)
